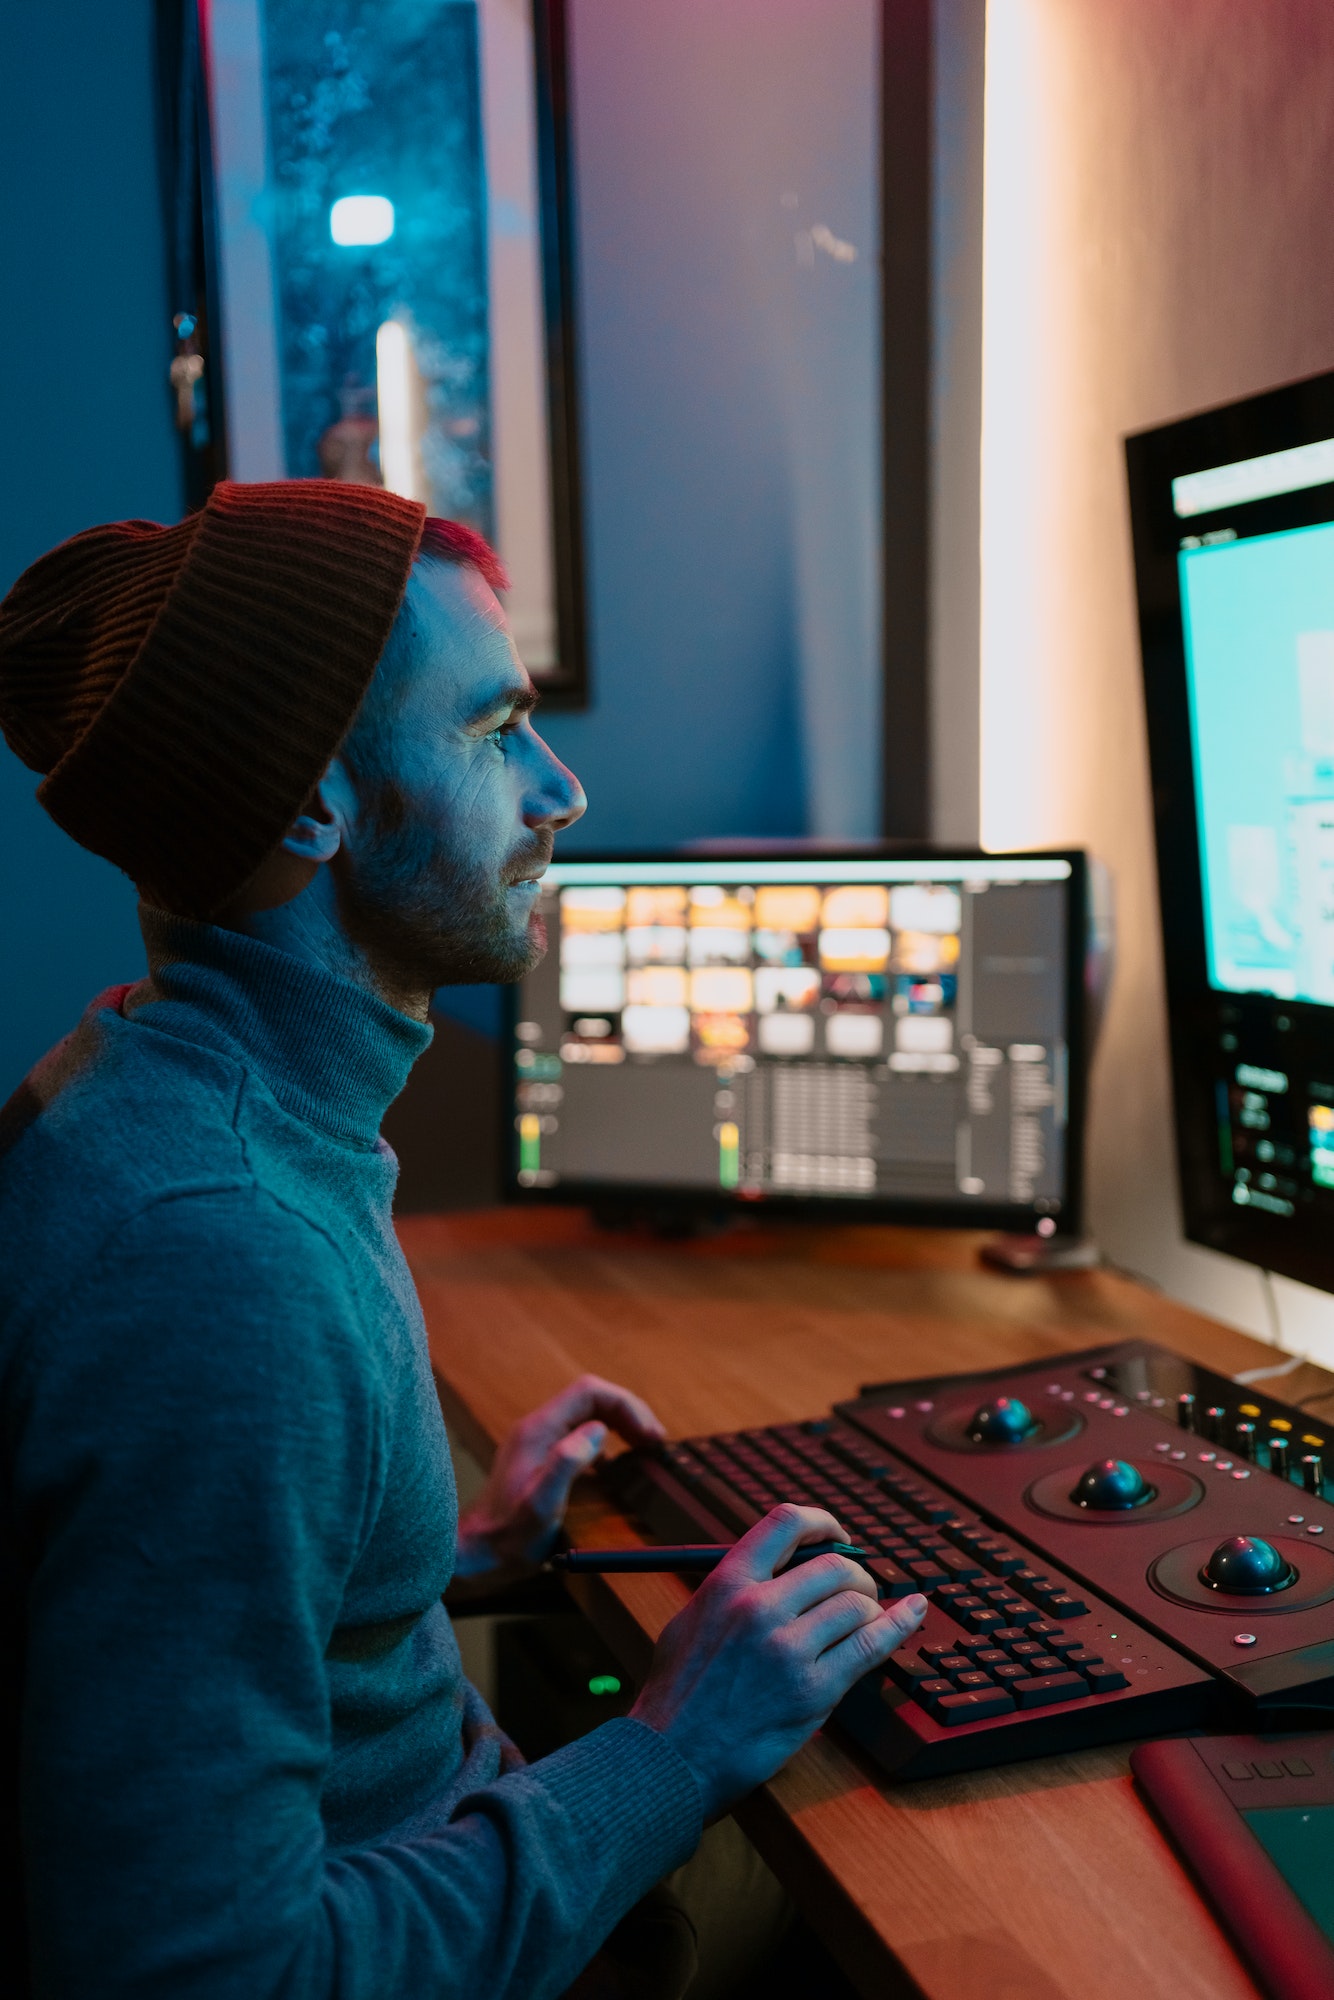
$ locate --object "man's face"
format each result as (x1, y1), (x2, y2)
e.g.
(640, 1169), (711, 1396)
(332, 558), (585, 988)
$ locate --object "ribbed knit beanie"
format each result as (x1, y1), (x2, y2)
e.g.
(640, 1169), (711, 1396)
(0, 480), (426, 917)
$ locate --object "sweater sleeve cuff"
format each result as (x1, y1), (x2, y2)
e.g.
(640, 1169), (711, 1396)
(527, 1716), (703, 1901)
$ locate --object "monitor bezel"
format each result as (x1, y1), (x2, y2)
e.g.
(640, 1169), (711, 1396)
(502, 844), (1089, 1232)
(1126, 366), (1334, 1292)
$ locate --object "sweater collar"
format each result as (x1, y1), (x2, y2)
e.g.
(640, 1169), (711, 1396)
(129, 907), (433, 1147)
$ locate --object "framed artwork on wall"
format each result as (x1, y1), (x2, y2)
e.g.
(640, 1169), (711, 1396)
(162, 0), (588, 703)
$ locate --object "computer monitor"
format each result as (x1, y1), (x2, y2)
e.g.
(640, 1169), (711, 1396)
(505, 848), (1088, 1229)
(1127, 367), (1334, 1292)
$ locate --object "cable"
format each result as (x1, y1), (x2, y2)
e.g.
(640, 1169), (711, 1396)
(1260, 1267), (1284, 1349)
(1234, 1354), (1306, 1386)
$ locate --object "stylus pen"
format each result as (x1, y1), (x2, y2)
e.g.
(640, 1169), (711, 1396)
(550, 1539), (868, 1575)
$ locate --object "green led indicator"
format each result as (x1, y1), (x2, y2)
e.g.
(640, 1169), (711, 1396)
(718, 1121), (739, 1190)
(587, 1674), (621, 1697)
(519, 1112), (541, 1175)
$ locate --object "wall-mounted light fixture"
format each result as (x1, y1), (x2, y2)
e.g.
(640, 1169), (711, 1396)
(329, 195), (395, 247)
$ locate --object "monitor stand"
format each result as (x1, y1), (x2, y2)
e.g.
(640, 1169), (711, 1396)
(980, 1233), (1101, 1274)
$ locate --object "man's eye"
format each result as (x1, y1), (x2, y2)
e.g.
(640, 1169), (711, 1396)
(485, 713), (518, 748)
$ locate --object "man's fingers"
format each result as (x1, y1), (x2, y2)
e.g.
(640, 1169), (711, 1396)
(767, 1551), (878, 1617)
(791, 1586), (886, 1658)
(876, 1593), (928, 1650)
(816, 1594), (928, 1691)
(524, 1374), (667, 1452)
(526, 1419), (608, 1522)
(724, 1504), (848, 1583)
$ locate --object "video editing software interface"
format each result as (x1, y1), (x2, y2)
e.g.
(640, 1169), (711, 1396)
(510, 856), (1076, 1218)
(1162, 421), (1334, 1237)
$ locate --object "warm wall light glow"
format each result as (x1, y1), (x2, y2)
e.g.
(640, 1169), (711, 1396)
(979, 0), (1053, 852)
(375, 319), (421, 501)
(330, 194), (395, 246)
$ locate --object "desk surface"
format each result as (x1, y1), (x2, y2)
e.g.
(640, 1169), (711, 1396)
(401, 1207), (1334, 2000)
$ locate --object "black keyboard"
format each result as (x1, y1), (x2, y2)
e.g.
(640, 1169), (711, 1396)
(602, 1339), (1334, 1779)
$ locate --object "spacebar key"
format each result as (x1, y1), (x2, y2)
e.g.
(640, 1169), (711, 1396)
(1013, 1672), (1089, 1709)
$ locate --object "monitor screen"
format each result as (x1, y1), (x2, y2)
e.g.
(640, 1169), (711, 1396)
(506, 850), (1086, 1228)
(1128, 368), (1334, 1290)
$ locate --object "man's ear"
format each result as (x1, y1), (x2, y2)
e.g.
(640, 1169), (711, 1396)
(281, 770), (344, 865)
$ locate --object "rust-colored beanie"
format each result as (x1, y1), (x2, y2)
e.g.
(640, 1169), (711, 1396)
(0, 480), (426, 917)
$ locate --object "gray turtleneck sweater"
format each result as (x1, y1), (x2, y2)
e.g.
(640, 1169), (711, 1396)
(0, 911), (701, 1997)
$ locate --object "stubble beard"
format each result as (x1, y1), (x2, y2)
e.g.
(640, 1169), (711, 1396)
(337, 785), (551, 993)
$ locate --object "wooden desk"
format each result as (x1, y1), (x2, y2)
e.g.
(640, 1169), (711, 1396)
(401, 1207), (1334, 2000)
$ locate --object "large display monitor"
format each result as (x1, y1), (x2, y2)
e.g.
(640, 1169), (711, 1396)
(506, 848), (1087, 1229)
(1128, 368), (1334, 1290)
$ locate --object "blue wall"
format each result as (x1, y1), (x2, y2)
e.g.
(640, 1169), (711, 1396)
(0, 0), (183, 1094)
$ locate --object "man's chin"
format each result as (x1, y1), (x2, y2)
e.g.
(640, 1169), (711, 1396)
(437, 906), (546, 988)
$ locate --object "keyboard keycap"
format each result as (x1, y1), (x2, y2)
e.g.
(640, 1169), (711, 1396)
(992, 1662), (1030, 1684)
(982, 1548), (1026, 1576)
(867, 1558), (920, 1601)
(989, 1627), (1031, 1648)
(906, 1559), (949, 1591)
(1045, 1594), (1089, 1620)
(972, 1648), (1009, 1669)
(916, 1677), (956, 1711)
(940, 1549), (984, 1580)
(1025, 1655), (1065, 1677)
(1013, 1672), (1090, 1709)
(935, 1686), (1016, 1725)
(960, 1606), (1005, 1635)
(954, 1670), (995, 1691)
(1027, 1622), (1067, 1645)
(935, 1655), (973, 1680)
(1009, 1640), (1044, 1662)
(1082, 1664), (1130, 1694)
(885, 1651), (937, 1693)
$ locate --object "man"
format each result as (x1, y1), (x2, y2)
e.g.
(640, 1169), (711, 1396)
(0, 481), (924, 1996)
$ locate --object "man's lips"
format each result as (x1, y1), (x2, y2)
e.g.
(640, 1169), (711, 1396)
(505, 838), (554, 887)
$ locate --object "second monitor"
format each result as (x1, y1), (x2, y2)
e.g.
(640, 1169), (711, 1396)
(508, 849), (1087, 1230)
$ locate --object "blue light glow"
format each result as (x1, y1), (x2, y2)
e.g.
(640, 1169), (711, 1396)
(329, 195), (395, 247)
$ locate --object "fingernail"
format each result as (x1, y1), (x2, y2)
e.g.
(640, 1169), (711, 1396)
(905, 1594), (927, 1614)
(588, 1423), (607, 1447)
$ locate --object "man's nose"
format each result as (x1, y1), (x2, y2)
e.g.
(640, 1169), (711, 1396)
(525, 735), (587, 831)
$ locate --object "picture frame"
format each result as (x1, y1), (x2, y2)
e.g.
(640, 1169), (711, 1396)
(170, 0), (588, 702)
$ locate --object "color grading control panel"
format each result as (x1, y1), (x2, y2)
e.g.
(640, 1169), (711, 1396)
(606, 1341), (1334, 1779)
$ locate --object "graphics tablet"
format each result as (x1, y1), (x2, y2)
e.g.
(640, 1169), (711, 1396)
(1132, 1732), (1334, 2000)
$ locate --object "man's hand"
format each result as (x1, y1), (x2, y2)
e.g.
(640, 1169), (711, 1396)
(629, 1504), (927, 1819)
(453, 1374), (666, 1579)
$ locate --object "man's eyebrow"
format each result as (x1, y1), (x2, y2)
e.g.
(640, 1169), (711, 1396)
(468, 682), (541, 724)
